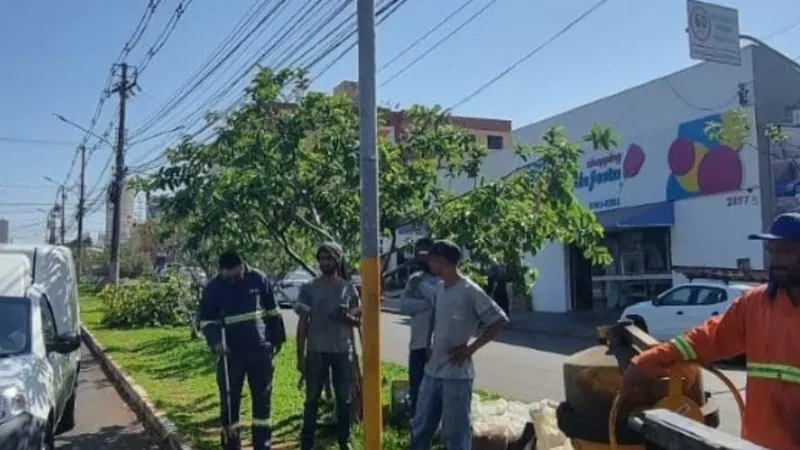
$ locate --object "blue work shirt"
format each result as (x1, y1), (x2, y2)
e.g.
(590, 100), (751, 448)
(198, 267), (287, 355)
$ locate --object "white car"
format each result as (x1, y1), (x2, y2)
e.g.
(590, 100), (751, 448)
(275, 270), (313, 308)
(0, 245), (82, 449)
(620, 281), (752, 342)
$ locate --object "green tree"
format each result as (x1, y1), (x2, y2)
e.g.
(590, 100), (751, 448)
(145, 68), (615, 295)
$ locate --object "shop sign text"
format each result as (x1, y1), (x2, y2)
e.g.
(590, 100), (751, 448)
(575, 153), (622, 192)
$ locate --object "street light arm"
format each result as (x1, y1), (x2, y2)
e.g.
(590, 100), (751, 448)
(52, 113), (116, 148)
(740, 34), (800, 72)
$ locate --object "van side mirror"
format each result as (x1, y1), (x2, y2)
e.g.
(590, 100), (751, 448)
(46, 332), (81, 354)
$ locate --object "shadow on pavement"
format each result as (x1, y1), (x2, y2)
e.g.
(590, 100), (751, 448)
(493, 328), (592, 355)
(55, 424), (162, 449)
(392, 316), (592, 355)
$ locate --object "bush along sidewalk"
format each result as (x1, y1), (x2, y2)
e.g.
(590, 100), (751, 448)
(81, 286), (440, 450)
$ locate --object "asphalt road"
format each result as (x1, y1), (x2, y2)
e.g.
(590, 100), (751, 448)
(54, 345), (162, 449)
(282, 309), (746, 437)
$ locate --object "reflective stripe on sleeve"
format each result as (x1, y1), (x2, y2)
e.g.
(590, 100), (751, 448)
(747, 362), (800, 385)
(669, 335), (698, 361)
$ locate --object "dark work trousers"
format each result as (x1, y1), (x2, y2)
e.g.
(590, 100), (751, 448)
(300, 351), (352, 450)
(408, 348), (429, 417)
(217, 350), (274, 450)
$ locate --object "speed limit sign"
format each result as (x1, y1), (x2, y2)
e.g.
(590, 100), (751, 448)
(686, 0), (741, 66)
(689, 4), (711, 42)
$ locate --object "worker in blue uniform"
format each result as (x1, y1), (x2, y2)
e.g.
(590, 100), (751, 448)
(199, 251), (287, 450)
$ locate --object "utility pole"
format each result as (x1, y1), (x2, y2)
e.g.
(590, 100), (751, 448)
(76, 144), (86, 282)
(109, 63), (135, 285)
(357, 0), (381, 448)
(60, 186), (66, 245)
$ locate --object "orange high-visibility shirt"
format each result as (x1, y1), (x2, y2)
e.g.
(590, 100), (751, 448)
(632, 284), (800, 450)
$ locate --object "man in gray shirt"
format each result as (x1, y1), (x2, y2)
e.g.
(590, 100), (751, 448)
(400, 238), (439, 416)
(410, 240), (509, 450)
(295, 242), (361, 450)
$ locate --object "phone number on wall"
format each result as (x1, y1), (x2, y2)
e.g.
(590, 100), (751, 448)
(589, 197), (621, 210)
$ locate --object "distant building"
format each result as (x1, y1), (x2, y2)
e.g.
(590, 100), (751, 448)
(0, 219), (8, 244)
(105, 181), (136, 245)
(332, 80), (513, 151)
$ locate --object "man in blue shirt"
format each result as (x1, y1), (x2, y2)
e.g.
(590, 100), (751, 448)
(198, 251), (286, 450)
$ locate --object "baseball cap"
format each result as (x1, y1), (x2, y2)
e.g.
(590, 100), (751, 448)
(748, 212), (800, 241)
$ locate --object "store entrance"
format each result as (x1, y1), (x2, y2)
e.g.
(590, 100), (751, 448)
(569, 227), (673, 311)
(569, 247), (593, 311)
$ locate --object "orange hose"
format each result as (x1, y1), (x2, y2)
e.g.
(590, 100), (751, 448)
(608, 362), (745, 449)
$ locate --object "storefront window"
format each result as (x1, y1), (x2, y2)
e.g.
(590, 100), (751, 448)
(589, 227), (672, 310)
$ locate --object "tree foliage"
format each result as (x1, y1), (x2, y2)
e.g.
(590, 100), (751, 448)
(144, 68), (615, 294)
(98, 276), (194, 328)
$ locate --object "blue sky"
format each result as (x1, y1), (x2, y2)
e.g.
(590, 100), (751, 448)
(1, 0), (799, 243)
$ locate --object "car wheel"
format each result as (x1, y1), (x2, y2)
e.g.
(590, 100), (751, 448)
(625, 315), (649, 333)
(56, 384), (77, 434)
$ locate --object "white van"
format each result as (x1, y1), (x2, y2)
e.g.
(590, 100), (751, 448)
(0, 245), (81, 449)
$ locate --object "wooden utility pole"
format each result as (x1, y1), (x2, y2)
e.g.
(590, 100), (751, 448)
(60, 186), (66, 245)
(109, 63), (135, 285)
(76, 144), (86, 282)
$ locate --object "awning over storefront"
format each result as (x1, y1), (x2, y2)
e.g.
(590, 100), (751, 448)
(595, 201), (674, 229)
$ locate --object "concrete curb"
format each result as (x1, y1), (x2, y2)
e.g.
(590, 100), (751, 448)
(80, 326), (193, 450)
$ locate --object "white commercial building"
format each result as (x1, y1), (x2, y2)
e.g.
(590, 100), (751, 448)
(446, 45), (800, 313)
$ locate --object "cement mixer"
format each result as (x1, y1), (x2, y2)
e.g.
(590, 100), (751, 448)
(554, 320), (761, 450)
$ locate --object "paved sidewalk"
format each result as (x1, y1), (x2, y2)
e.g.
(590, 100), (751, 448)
(381, 294), (618, 339)
(54, 346), (162, 449)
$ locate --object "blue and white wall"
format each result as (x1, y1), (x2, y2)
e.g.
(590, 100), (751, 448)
(445, 45), (785, 312)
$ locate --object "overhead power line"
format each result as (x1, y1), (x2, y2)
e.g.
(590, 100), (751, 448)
(129, 0), (411, 174)
(450, 0), (612, 110)
(379, 0), (484, 76)
(0, 137), (81, 146)
(131, 0), (290, 139)
(137, 0), (196, 75)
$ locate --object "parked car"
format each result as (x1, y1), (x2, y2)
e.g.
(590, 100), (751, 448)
(620, 281), (752, 342)
(0, 244), (82, 449)
(274, 270), (313, 308)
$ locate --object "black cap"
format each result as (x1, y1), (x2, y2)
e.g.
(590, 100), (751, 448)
(749, 213), (800, 241)
(429, 239), (462, 264)
(218, 251), (243, 269)
(414, 237), (433, 255)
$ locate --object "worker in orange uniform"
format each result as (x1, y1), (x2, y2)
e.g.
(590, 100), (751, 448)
(622, 212), (800, 450)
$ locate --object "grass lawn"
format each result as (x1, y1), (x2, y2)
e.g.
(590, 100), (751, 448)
(80, 292), (433, 449)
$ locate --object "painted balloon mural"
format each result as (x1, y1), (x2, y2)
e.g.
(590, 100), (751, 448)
(666, 111), (744, 201)
(623, 144), (645, 179)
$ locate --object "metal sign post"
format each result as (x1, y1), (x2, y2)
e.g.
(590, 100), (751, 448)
(687, 0), (741, 66)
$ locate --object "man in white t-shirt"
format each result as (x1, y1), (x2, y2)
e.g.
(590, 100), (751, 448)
(410, 240), (509, 450)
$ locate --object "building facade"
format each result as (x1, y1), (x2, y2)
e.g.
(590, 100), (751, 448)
(447, 45), (800, 313)
(332, 81), (513, 151)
